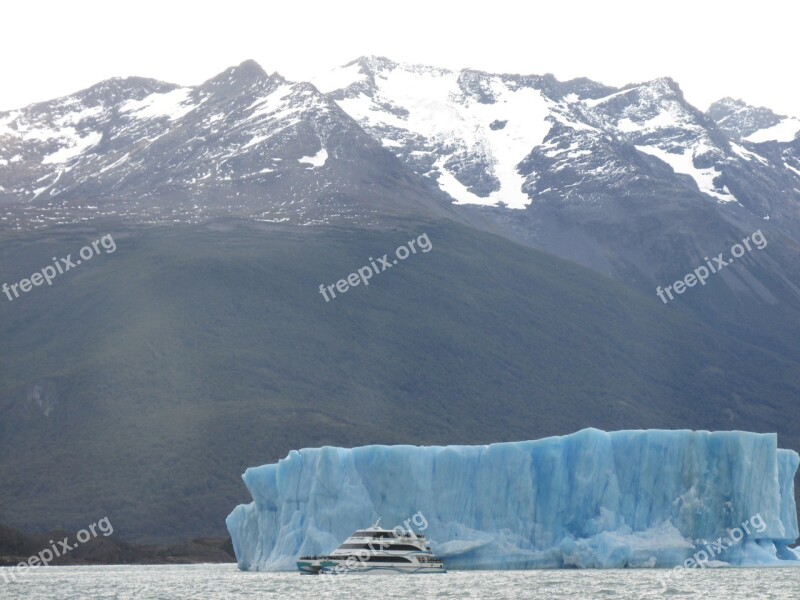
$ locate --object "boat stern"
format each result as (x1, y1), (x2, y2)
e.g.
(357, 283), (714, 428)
(296, 558), (323, 575)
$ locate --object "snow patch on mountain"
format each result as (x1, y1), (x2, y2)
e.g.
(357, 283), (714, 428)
(298, 147), (328, 168)
(0, 107), (105, 168)
(120, 88), (198, 121)
(745, 118), (800, 143)
(615, 107), (684, 133)
(329, 62), (552, 209)
(583, 86), (643, 108)
(432, 157), (482, 205)
(0, 111), (21, 137)
(636, 145), (737, 203)
(312, 62), (366, 94)
(730, 142), (769, 165)
(785, 162), (800, 178)
(247, 84), (296, 121)
(241, 134), (269, 149)
(53, 104), (105, 126)
(42, 131), (102, 164)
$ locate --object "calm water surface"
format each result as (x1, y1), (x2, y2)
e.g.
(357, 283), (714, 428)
(1, 563), (798, 599)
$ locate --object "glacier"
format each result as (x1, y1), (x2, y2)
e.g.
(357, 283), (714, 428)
(226, 428), (800, 571)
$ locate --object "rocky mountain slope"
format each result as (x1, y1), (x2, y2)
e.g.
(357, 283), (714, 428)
(0, 60), (449, 229)
(2, 222), (799, 541)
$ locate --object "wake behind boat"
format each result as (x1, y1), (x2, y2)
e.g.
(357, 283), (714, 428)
(296, 519), (446, 575)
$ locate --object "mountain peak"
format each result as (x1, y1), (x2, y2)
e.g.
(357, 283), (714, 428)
(202, 60), (271, 90)
(4, 76), (176, 114)
(707, 97), (784, 140)
(233, 59), (268, 78)
(350, 55), (398, 73)
(641, 76), (683, 98)
(710, 96), (747, 110)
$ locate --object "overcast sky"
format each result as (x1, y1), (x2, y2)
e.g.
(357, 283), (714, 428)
(1, 0), (797, 116)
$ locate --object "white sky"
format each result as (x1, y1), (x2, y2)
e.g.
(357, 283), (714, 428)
(1, 0), (797, 117)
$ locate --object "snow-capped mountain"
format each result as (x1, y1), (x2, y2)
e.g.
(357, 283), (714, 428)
(314, 56), (562, 210)
(708, 97), (800, 143)
(1, 57), (799, 306)
(707, 98), (800, 192)
(316, 56), (800, 221)
(3, 56), (798, 235)
(0, 60), (446, 229)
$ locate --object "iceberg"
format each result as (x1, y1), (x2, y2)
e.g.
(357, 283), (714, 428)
(226, 428), (800, 570)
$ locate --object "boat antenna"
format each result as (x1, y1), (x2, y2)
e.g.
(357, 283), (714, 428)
(372, 516), (382, 528)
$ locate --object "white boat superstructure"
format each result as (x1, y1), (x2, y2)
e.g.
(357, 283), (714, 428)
(296, 519), (446, 575)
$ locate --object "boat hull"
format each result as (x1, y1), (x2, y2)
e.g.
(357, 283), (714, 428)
(296, 558), (446, 575)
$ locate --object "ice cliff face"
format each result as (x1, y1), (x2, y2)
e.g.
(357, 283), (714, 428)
(226, 428), (800, 570)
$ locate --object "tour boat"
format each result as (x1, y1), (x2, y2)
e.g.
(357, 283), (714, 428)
(296, 519), (446, 574)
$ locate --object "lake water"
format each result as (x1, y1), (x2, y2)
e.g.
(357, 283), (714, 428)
(1, 563), (799, 599)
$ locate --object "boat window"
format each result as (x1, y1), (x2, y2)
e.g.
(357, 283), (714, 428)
(338, 543), (387, 550)
(359, 555), (412, 563)
(381, 543), (423, 551)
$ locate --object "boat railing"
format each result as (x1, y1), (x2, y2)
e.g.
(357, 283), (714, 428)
(352, 532), (426, 539)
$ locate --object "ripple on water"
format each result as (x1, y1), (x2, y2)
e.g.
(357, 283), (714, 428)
(0, 564), (799, 599)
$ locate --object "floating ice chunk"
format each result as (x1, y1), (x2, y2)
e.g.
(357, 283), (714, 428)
(227, 428), (800, 571)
